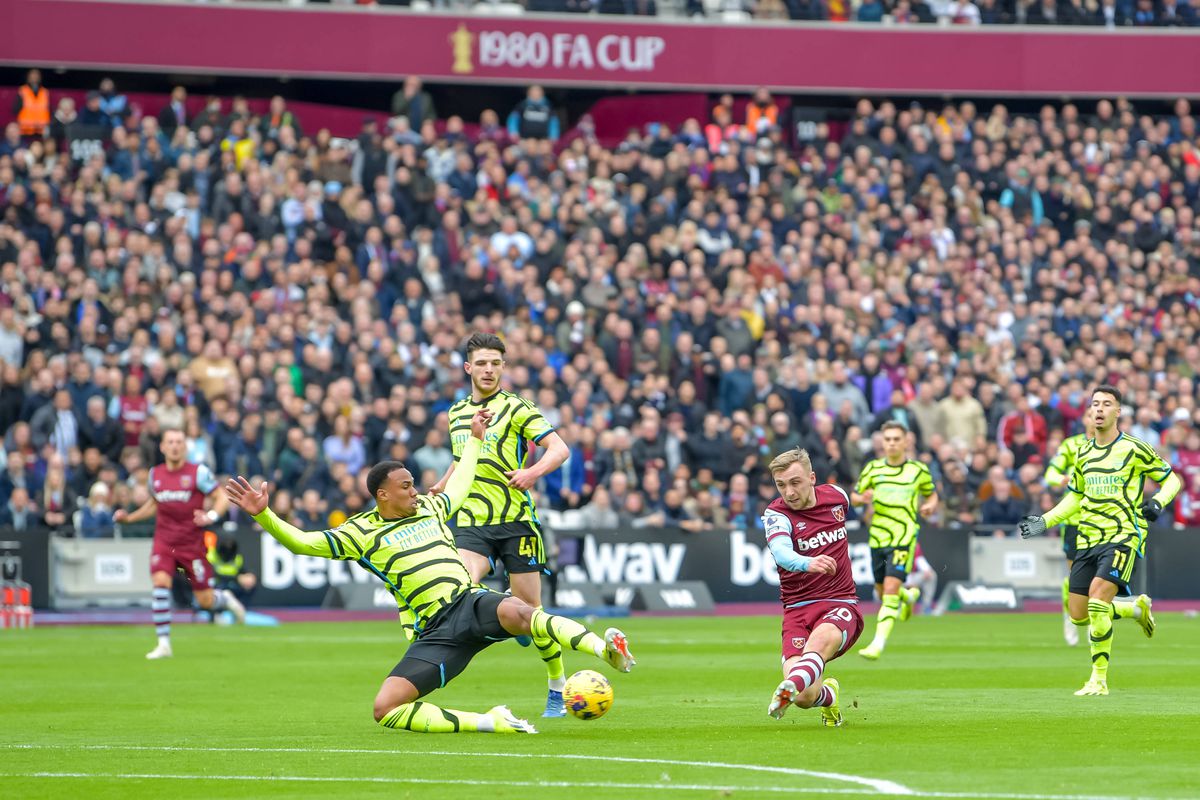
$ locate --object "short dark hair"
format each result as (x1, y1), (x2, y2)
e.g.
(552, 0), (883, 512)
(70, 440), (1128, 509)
(1092, 385), (1122, 406)
(366, 460), (407, 499)
(880, 421), (908, 435)
(464, 332), (505, 360)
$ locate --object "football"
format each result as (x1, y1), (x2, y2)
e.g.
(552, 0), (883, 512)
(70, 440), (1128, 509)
(563, 669), (614, 720)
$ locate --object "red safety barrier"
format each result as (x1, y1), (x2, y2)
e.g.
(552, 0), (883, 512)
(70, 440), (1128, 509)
(0, 582), (34, 629)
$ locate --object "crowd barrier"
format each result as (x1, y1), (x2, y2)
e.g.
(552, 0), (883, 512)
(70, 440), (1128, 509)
(2, 1), (1199, 96)
(7, 524), (1197, 610)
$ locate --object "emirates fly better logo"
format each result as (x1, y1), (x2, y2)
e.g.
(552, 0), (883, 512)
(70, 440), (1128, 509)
(450, 23), (665, 74)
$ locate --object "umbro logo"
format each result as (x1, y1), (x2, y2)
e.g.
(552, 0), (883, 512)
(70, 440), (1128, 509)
(795, 523), (806, 532)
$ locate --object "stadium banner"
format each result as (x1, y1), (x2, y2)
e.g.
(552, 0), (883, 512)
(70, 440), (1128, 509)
(49, 537), (154, 609)
(560, 525), (970, 603)
(27, 523), (1197, 608)
(3, 1), (1200, 97)
(219, 525), (973, 606)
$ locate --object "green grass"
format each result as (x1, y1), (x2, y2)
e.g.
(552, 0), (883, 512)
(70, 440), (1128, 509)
(3, 613), (1199, 799)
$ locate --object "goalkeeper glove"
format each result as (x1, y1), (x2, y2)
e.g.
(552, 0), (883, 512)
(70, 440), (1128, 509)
(1139, 498), (1163, 522)
(1017, 515), (1047, 539)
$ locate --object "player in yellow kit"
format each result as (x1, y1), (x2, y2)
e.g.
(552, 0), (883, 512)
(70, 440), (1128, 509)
(226, 408), (635, 734)
(851, 422), (938, 660)
(1043, 409), (1094, 646)
(433, 332), (572, 717)
(1019, 386), (1180, 696)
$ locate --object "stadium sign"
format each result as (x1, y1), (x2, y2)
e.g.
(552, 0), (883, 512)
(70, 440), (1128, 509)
(934, 582), (1023, 613)
(462, 27), (666, 75)
(240, 526), (969, 605)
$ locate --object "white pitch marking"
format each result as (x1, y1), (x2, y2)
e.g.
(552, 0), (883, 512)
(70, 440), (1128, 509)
(1, 772), (1190, 800)
(3, 743), (912, 794)
(1, 773), (869, 795)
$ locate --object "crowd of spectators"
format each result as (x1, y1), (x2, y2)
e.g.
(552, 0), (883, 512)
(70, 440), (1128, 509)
(252, 0), (1200, 26)
(733, 0), (1200, 25)
(2, 69), (1200, 545)
(155, 0), (1200, 25)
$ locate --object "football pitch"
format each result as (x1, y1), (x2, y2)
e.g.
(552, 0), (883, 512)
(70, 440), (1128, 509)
(3, 613), (1199, 800)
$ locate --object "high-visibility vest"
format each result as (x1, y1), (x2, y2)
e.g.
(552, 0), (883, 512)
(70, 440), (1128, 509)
(207, 545), (243, 578)
(17, 85), (49, 136)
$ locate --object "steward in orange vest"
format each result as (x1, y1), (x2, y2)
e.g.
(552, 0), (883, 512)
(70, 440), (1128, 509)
(13, 69), (49, 137)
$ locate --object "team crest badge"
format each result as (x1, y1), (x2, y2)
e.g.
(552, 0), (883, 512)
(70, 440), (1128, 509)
(792, 637), (807, 650)
(832, 506), (845, 522)
(181, 475), (191, 489)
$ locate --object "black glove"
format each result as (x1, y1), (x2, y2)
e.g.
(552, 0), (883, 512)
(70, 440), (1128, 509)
(1140, 499), (1163, 522)
(1017, 515), (1047, 539)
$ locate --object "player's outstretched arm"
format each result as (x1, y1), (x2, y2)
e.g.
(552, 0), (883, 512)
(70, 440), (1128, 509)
(224, 476), (334, 558)
(1041, 488), (1082, 529)
(115, 496), (157, 524)
(440, 409), (491, 515)
(429, 463), (455, 496)
(1020, 487), (1081, 538)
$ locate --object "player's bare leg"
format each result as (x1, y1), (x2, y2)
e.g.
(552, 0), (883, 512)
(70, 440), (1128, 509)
(460, 549), (492, 584)
(374, 676), (536, 734)
(769, 623), (844, 726)
(1062, 568), (1079, 646)
(1064, 582), (1088, 648)
(510, 570), (567, 718)
(194, 586), (245, 625)
(146, 570), (175, 659)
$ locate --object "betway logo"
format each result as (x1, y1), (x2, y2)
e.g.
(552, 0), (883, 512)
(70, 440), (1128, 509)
(956, 584), (1018, 608)
(730, 531), (872, 587)
(154, 491), (193, 503)
(581, 535), (684, 584)
(794, 527), (848, 552)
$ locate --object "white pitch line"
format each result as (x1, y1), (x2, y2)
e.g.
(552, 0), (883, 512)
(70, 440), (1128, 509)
(0, 772), (1190, 800)
(0, 773), (868, 795)
(1, 743), (913, 795)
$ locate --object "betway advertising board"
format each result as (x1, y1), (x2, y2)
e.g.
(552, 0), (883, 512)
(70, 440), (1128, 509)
(560, 530), (877, 602)
(233, 526), (970, 606)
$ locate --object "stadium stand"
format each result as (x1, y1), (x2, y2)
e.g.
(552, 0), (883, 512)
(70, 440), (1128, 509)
(2, 70), (1200, 545)
(170, 0), (1200, 26)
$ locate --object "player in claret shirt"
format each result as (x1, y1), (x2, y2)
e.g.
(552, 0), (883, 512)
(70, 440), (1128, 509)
(115, 428), (244, 660)
(761, 448), (863, 727)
